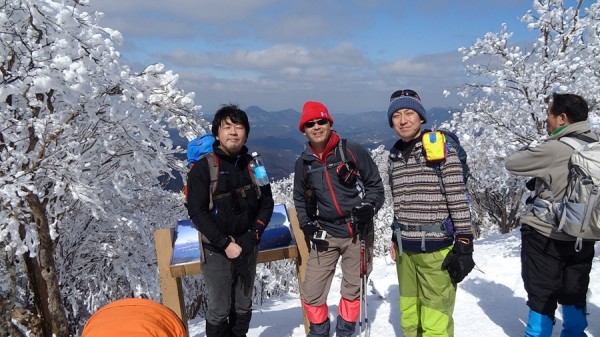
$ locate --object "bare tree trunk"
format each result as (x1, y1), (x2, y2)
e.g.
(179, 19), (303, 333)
(0, 289), (13, 337)
(25, 193), (69, 337)
(483, 187), (524, 233)
(0, 246), (10, 337)
(0, 245), (25, 337)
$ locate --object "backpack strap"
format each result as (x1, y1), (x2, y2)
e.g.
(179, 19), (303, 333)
(431, 164), (446, 195)
(206, 153), (261, 210)
(426, 130), (470, 194)
(397, 221), (451, 233)
(560, 135), (592, 150)
(338, 139), (348, 163)
(443, 131), (470, 183)
(204, 153), (219, 211)
(389, 145), (401, 159)
(561, 131), (597, 144)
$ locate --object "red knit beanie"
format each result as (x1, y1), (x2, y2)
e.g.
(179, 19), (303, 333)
(298, 101), (334, 132)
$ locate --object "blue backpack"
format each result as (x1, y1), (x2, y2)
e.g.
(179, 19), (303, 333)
(186, 134), (215, 168)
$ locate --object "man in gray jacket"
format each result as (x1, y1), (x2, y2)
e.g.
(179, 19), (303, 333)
(293, 101), (385, 337)
(506, 93), (596, 337)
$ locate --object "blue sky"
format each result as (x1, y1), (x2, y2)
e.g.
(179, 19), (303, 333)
(88, 0), (542, 115)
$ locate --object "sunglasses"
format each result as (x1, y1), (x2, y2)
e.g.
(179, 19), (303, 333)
(304, 119), (329, 128)
(390, 89), (421, 102)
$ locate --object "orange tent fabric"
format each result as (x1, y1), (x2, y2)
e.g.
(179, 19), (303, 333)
(81, 298), (186, 337)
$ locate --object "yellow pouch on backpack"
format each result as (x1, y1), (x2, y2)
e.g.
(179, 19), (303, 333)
(422, 131), (447, 162)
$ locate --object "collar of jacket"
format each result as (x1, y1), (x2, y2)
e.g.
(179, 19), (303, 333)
(548, 121), (594, 141)
(550, 125), (567, 136)
(390, 134), (422, 159)
(213, 144), (249, 163)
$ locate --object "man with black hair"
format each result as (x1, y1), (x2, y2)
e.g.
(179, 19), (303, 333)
(186, 104), (274, 337)
(387, 89), (474, 337)
(293, 101), (384, 337)
(506, 93), (596, 337)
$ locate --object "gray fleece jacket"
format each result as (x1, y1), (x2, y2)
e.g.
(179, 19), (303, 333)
(505, 121), (598, 240)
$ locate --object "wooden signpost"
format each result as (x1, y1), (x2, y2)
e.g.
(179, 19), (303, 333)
(154, 206), (310, 336)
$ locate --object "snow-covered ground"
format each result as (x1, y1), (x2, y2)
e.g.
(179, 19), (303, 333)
(188, 230), (600, 336)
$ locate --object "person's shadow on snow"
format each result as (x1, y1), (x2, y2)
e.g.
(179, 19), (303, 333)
(462, 278), (600, 336)
(247, 287), (388, 337)
(460, 279), (527, 336)
(360, 281), (385, 336)
(385, 284), (402, 337)
(251, 304), (302, 337)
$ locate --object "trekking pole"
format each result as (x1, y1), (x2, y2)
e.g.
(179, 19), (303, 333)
(358, 223), (370, 337)
(359, 267), (364, 337)
(363, 238), (370, 337)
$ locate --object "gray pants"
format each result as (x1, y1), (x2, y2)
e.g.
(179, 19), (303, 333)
(202, 247), (258, 329)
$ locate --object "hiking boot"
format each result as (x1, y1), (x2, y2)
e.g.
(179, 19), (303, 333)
(308, 317), (331, 337)
(525, 309), (554, 337)
(561, 305), (588, 337)
(335, 315), (356, 337)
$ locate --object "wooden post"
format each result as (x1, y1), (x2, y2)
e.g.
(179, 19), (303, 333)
(154, 228), (189, 336)
(288, 208), (310, 334)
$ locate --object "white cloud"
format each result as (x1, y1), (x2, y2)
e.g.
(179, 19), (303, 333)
(85, 0), (538, 114)
(230, 45), (311, 68)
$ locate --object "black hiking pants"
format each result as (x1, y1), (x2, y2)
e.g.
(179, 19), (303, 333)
(520, 224), (594, 316)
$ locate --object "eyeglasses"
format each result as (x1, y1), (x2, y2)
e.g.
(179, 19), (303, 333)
(304, 119), (329, 128)
(390, 89), (421, 102)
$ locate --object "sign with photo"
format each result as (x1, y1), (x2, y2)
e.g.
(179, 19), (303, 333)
(259, 203), (296, 251)
(170, 204), (296, 270)
(170, 219), (202, 268)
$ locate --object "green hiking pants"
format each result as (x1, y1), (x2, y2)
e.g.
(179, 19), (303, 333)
(395, 246), (456, 337)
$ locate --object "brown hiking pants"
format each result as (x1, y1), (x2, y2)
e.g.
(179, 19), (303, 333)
(302, 232), (374, 306)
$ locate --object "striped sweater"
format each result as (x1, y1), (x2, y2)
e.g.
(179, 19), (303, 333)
(388, 138), (472, 252)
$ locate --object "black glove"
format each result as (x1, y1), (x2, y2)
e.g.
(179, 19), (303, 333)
(442, 236), (475, 283)
(251, 220), (267, 242)
(305, 187), (317, 219)
(236, 231), (258, 257)
(301, 222), (319, 241)
(352, 203), (375, 232)
(525, 178), (536, 191)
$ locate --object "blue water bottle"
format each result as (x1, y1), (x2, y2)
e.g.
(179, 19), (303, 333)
(251, 152), (270, 186)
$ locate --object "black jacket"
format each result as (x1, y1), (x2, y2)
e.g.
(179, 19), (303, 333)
(186, 144), (274, 251)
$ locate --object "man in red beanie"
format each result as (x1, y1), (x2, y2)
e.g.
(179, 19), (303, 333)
(293, 101), (384, 337)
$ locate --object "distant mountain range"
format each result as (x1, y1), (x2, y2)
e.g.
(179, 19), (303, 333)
(167, 106), (457, 189)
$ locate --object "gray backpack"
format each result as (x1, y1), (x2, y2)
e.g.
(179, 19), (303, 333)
(557, 135), (600, 251)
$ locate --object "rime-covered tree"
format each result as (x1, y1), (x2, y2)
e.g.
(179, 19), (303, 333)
(444, 0), (600, 232)
(369, 145), (395, 256)
(0, 1), (206, 335)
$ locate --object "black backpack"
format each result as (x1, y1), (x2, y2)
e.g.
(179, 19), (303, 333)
(433, 130), (470, 187)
